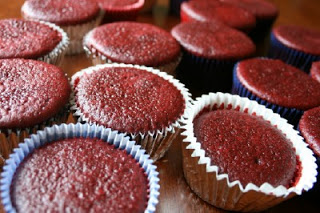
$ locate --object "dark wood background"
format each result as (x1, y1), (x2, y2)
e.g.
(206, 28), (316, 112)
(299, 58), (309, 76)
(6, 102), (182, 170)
(0, 0), (319, 212)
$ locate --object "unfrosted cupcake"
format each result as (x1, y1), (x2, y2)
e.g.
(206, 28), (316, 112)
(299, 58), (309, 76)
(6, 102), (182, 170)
(84, 22), (181, 75)
(171, 21), (255, 92)
(1, 123), (160, 212)
(0, 59), (71, 134)
(0, 19), (68, 66)
(180, 0), (256, 32)
(98, 0), (144, 23)
(181, 92), (317, 211)
(71, 64), (191, 160)
(311, 61), (320, 83)
(232, 58), (320, 126)
(21, 0), (101, 55)
(268, 25), (320, 72)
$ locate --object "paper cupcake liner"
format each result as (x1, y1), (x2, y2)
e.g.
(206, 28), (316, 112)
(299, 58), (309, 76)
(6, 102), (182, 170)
(231, 64), (303, 127)
(177, 49), (236, 92)
(100, 0), (144, 24)
(181, 92), (317, 212)
(61, 12), (103, 55)
(268, 33), (320, 72)
(70, 63), (192, 161)
(83, 44), (182, 76)
(0, 123), (160, 213)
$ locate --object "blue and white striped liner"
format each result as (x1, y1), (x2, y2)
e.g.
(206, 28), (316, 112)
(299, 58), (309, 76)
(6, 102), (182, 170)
(268, 33), (320, 73)
(232, 63), (304, 127)
(0, 123), (160, 213)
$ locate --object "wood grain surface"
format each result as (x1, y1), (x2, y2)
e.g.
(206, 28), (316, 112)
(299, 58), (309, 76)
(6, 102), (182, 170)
(0, 0), (319, 212)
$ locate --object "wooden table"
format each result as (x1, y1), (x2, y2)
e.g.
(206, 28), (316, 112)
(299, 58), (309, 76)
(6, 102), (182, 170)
(0, 0), (320, 212)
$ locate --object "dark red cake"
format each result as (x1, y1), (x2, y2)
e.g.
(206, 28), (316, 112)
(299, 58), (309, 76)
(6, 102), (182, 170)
(0, 59), (70, 129)
(272, 25), (320, 56)
(73, 66), (185, 133)
(299, 107), (320, 157)
(221, 0), (278, 20)
(311, 61), (320, 83)
(193, 109), (298, 187)
(21, 0), (100, 26)
(171, 21), (255, 60)
(236, 58), (320, 110)
(180, 0), (256, 32)
(0, 19), (62, 59)
(98, 0), (144, 11)
(84, 22), (180, 66)
(11, 138), (148, 212)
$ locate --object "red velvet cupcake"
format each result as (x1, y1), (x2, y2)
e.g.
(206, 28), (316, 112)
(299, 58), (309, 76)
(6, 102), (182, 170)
(171, 21), (255, 92)
(98, 0), (144, 23)
(269, 25), (320, 72)
(21, 0), (101, 55)
(180, 0), (256, 32)
(232, 58), (320, 126)
(0, 19), (68, 66)
(181, 93), (317, 211)
(84, 22), (181, 75)
(311, 61), (320, 83)
(0, 59), (71, 133)
(71, 64), (191, 160)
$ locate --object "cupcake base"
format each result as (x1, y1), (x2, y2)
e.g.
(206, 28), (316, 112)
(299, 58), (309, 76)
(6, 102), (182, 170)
(268, 33), (320, 72)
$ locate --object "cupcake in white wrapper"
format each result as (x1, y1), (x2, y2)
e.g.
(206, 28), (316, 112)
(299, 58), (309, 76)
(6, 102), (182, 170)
(1, 123), (160, 212)
(71, 63), (192, 161)
(181, 92), (317, 212)
(21, 0), (102, 55)
(83, 22), (182, 75)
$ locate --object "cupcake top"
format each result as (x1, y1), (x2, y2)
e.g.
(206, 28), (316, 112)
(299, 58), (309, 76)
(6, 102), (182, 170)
(72, 66), (186, 133)
(299, 107), (320, 157)
(311, 61), (320, 83)
(272, 25), (320, 55)
(171, 21), (255, 60)
(221, 0), (278, 20)
(11, 137), (148, 212)
(98, 0), (144, 11)
(0, 59), (70, 129)
(21, 0), (100, 25)
(0, 19), (62, 59)
(194, 109), (297, 187)
(236, 58), (320, 110)
(180, 0), (256, 32)
(84, 22), (181, 66)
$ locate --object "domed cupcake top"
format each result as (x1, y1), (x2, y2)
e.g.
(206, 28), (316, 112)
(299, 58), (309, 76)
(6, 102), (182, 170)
(11, 137), (148, 212)
(181, 0), (256, 31)
(98, 0), (144, 11)
(311, 61), (320, 83)
(21, 0), (100, 25)
(194, 109), (297, 188)
(72, 66), (185, 133)
(237, 58), (320, 110)
(221, 0), (278, 20)
(0, 59), (70, 129)
(299, 106), (320, 156)
(0, 19), (62, 59)
(171, 21), (255, 59)
(84, 22), (180, 66)
(273, 25), (320, 55)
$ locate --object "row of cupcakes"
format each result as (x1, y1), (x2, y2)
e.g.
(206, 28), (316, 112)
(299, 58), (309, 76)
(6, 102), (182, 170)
(0, 57), (319, 211)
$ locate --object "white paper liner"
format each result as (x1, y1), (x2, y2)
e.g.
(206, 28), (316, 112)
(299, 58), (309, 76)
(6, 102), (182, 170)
(181, 92), (317, 212)
(0, 123), (160, 213)
(22, 11), (103, 55)
(83, 34), (182, 75)
(70, 63), (192, 161)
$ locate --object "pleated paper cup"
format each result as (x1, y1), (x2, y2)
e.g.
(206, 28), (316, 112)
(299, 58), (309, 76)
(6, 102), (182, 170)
(181, 92), (317, 212)
(71, 63), (192, 161)
(1, 123), (160, 213)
